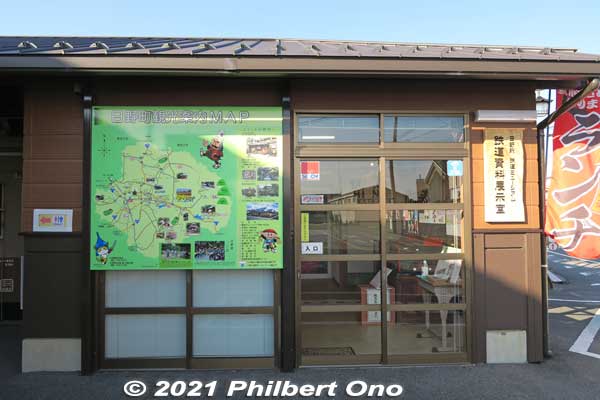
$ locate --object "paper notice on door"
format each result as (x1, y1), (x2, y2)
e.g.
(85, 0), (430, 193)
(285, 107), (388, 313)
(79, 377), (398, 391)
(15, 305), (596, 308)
(301, 213), (309, 242)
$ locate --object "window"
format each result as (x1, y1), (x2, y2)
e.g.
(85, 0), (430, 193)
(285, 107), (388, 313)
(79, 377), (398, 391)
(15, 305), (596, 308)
(298, 115), (379, 143)
(297, 114), (465, 145)
(386, 209), (463, 254)
(384, 116), (465, 143)
(193, 314), (274, 357)
(103, 269), (276, 366)
(386, 160), (463, 203)
(300, 160), (379, 204)
(193, 270), (273, 307)
(104, 271), (187, 360)
(302, 210), (380, 254)
(106, 270), (186, 308)
(105, 315), (186, 358)
(192, 270), (275, 358)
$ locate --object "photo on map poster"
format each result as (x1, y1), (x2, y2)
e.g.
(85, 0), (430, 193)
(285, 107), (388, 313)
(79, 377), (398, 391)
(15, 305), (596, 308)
(186, 223), (201, 235)
(257, 167), (279, 181)
(160, 243), (192, 268)
(89, 107), (283, 270)
(246, 202), (279, 220)
(242, 169), (256, 180)
(246, 137), (277, 157)
(194, 241), (225, 261)
(242, 187), (257, 198)
(258, 183), (279, 197)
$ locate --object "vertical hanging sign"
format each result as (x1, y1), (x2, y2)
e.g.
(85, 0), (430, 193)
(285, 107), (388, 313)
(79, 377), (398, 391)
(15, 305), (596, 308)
(483, 128), (525, 222)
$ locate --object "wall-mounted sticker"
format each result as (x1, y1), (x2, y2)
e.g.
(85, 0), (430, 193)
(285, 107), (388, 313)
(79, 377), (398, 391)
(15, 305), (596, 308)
(301, 161), (320, 181)
(301, 194), (324, 204)
(447, 160), (463, 177)
(0, 257), (21, 304)
(0, 278), (14, 293)
(301, 242), (323, 255)
(32, 209), (73, 232)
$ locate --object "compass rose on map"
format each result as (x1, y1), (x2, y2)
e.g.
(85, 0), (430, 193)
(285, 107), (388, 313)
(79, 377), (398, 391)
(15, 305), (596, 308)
(98, 133), (112, 158)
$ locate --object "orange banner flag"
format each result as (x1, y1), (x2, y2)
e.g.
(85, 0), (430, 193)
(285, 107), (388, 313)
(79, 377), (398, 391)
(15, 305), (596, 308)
(545, 88), (600, 259)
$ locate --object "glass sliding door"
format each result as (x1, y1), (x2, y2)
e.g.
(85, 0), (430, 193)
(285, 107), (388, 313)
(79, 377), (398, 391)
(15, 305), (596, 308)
(295, 113), (470, 366)
(298, 158), (383, 364)
(384, 157), (467, 361)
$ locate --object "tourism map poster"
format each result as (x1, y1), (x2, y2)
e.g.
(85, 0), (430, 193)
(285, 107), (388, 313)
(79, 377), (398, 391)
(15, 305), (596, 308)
(90, 107), (283, 270)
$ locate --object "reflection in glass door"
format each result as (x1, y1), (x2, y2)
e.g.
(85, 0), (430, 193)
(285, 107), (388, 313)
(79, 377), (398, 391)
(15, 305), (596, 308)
(384, 160), (466, 360)
(298, 159), (383, 364)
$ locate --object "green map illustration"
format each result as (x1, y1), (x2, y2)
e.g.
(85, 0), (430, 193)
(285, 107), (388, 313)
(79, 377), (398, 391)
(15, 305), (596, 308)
(90, 107), (283, 270)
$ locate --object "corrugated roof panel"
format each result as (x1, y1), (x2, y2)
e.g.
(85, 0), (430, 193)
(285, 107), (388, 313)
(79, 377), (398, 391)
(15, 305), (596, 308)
(63, 47), (110, 55)
(399, 45), (449, 59)
(480, 51), (541, 60)
(440, 48), (484, 59)
(378, 45), (408, 57)
(19, 46), (67, 55)
(239, 40), (278, 56)
(338, 43), (385, 57)
(148, 39), (207, 54)
(554, 52), (600, 62)
(299, 42), (358, 57)
(0, 36), (598, 63)
(190, 39), (245, 55)
(279, 40), (317, 56)
(105, 39), (185, 54)
(232, 40), (263, 55)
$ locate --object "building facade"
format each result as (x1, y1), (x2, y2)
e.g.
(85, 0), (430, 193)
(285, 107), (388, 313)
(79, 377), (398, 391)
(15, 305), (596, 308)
(0, 37), (599, 372)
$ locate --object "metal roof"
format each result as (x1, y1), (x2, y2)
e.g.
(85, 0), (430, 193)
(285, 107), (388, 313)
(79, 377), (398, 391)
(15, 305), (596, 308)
(1, 36), (599, 62)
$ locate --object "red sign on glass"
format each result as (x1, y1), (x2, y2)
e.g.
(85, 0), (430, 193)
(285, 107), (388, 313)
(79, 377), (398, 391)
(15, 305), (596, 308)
(301, 161), (320, 181)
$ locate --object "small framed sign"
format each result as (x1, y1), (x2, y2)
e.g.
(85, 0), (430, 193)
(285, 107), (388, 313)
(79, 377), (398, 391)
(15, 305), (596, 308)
(483, 129), (525, 222)
(301, 194), (324, 204)
(0, 278), (14, 293)
(33, 209), (73, 232)
(301, 242), (323, 255)
(447, 160), (463, 177)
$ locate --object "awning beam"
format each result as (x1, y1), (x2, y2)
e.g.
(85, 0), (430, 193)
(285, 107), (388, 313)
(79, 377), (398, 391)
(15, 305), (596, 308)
(537, 78), (600, 130)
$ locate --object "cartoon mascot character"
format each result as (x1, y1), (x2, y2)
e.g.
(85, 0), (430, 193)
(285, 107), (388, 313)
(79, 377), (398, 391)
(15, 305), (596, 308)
(259, 229), (280, 253)
(200, 131), (224, 169)
(94, 232), (116, 265)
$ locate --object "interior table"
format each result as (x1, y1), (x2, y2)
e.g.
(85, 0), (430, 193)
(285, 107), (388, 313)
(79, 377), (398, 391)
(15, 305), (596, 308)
(418, 276), (462, 352)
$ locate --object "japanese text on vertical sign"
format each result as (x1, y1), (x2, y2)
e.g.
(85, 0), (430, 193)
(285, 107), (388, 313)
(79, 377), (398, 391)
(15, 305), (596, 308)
(484, 129), (525, 223)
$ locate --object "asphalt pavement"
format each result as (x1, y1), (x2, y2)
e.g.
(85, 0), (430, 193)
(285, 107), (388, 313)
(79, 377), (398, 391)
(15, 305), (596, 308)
(547, 248), (600, 361)
(1, 249), (599, 399)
